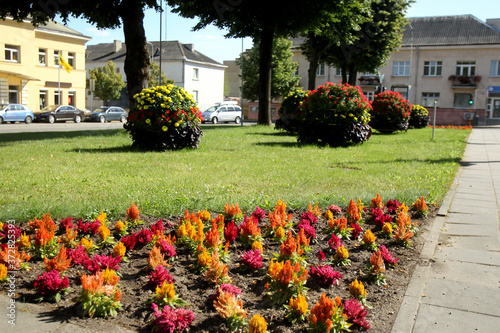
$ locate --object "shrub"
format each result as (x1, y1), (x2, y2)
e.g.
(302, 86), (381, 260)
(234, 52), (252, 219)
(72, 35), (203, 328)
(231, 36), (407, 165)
(370, 91), (411, 133)
(297, 82), (372, 147)
(409, 105), (430, 128)
(124, 85), (203, 150)
(275, 88), (308, 134)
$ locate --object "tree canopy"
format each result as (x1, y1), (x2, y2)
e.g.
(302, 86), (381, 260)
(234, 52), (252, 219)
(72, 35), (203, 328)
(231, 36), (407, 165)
(236, 37), (299, 102)
(88, 61), (127, 106)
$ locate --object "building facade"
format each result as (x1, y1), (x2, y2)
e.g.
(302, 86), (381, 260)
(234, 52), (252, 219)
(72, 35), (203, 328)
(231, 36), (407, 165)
(292, 15), (500, 125)
(86, 41), (226, 111)
(0, 17), (91, 112)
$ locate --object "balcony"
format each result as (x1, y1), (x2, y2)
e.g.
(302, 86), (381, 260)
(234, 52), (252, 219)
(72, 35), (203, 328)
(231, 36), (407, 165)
(358, 75), (383, 86)
(448, 75), (482, 88)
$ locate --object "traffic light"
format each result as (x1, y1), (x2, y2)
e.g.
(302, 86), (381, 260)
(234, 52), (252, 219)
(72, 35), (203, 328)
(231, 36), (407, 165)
(469, 95), (474, 106)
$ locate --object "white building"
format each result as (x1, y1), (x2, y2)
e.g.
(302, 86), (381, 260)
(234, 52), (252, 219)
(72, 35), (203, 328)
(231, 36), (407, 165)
(85, 40), (226, 111)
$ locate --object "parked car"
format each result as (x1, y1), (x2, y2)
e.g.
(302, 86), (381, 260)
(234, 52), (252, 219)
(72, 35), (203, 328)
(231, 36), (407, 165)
(88, 106), (128, 123)
(35, 105), (85, 123)
(201, 101), (243, 124)
(0, 104), (35, 124)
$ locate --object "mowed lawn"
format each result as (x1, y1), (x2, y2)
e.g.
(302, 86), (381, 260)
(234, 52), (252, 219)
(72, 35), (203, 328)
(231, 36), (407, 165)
(0, 125), (469, 221)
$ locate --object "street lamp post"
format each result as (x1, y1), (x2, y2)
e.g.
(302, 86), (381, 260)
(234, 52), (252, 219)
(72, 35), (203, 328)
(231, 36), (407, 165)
(408, 22), (413, 103)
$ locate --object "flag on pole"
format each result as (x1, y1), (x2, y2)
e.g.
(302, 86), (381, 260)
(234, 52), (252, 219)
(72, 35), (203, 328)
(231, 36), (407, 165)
(59, 56), (73, 74)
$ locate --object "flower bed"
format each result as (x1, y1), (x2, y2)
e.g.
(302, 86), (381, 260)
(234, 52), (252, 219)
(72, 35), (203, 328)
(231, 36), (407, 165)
(0, 196), (433, 332)
(370, 91), (411, 133)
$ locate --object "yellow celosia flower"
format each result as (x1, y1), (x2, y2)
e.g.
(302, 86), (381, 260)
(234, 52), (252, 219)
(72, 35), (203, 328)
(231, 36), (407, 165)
(382, 223), (393, 235)
(335, 246), (349, 260)
(98, 225), (111, 241)
(113, 242), (126, 258)
(249, 314), (268, 333)
(198, 210), (211, 222)
(363, 230), (376, 244)
(97, 211), (107, 225)
(162, 126), (168, 132)
(198, 250), (212, 267)
(0, 263), (7, 281)
(252, 241), (263, 253)
(18, 232), (31, 248)
(155, 281), (175, 300)
(115, 220), (126, 233)
(0, 222), (3, 231)
(102, 268), (120, 286)
(289, 293), (308, 315)
(349, 278), (367, 299)
(80, 238), (93, 251)
(397, 203), (409, 215)
(177, 224), (187, 238)
(325, 210), (333, 220)
(275, 226), (285, 239)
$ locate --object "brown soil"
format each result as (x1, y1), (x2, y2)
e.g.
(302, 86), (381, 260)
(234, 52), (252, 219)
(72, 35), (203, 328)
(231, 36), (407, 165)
(5, 205), (437, 332)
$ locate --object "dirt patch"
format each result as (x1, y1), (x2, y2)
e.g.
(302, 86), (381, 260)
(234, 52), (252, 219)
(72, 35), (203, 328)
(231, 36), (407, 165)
(4, 204), (437, 332)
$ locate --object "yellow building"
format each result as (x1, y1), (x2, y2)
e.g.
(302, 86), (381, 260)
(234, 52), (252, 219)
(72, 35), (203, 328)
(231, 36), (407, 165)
(0, 17), (91, 112)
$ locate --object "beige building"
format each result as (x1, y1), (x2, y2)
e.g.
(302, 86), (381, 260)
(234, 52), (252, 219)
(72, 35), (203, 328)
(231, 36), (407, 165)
(0, 17), (90, 112)
(292, 15), (500, 125)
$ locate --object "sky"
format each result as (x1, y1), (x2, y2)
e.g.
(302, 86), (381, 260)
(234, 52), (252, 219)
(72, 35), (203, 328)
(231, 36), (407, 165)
(61, 0), (497, 64)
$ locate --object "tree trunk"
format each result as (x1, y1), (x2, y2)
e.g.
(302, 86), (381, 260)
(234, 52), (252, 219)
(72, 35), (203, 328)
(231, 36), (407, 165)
(348, 63), (357, 86)
(121, 0), (150, 110)
(341, 64), (348, 84)
(257, 25), (275, 126)
(307, 33), (320, 91)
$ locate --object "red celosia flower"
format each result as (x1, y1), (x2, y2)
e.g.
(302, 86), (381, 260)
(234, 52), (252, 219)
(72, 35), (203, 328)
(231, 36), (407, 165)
(135, 228), (153, 246)
(318, 250), (326, 263)
(328, 234), (344, 251)
(151, 220), (165, 234)
(121, 234), (137, 251)
(297, 220), (317, 240)
(34, 270), (69, 296)
(343, 298), (371, 330)
(310, 264), (343, 287)
(379, 245), (399, 266)
(329, 204), (342, 214)
(66, 246), (89, 266)
(151, 303), (195, 333)
(158, 240), (176, 258)
(371, 208), (392, 227)
(58, 217), (74, 233)
(386, 199), (402, 214)
(300, 211), (318, 225)
(224, 220), (238, 244)
(240, 249), (264, 270)
(210, 283), (242, 301)
(350, 223), (363, 240)
(84, 254), (121, 273)
(76, 219), (100, 236)
(252, 206), (266, 221)
(147, 265), (174, 288)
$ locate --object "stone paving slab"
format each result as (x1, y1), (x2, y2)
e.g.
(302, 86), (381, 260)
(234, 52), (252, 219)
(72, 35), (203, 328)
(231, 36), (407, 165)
(442, 223), (500, 236)
(434, 246), (500, 266)
(448, 198), (496, 209)
(453, 186), (495, 196)
(451, 192), (497, 202)
(443, 235), (500, 251)
(445, 212), (498, 225)
(447, 203), (497, 215)
(428, 259), (500, 284)
(413, 304), (500, 333)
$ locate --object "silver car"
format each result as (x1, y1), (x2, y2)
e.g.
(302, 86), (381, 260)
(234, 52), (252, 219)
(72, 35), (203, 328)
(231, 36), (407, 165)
(88, 106), (128, 123)
(202, 103), (243, 124)
(0, 104), (35, 124)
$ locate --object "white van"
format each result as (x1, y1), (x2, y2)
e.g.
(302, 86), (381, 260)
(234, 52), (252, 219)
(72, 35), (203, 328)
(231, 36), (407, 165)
(201, 101), (243, 124)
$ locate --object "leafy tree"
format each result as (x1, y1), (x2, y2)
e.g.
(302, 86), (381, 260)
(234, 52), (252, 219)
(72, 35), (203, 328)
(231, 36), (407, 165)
(236, 37), (299, 101)
(321, 0), (413, 85)
(88, 61), (126, 106)
(0, 0), (160, 108)
(148, 62), (174, 88)
(168, 0), (348, 125)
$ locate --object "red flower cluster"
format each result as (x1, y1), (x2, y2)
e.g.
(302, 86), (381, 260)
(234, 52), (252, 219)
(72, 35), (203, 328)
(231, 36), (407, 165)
(34, 270), (69, 296)
(310, 264), (343, 287)
(147, 265), (174, 288)
(240, 249), (264, 270)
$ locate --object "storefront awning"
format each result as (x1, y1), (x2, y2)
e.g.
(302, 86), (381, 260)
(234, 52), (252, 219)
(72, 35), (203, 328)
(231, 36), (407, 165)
(0, 70), (40, 81)
(488, 86), (500, 97)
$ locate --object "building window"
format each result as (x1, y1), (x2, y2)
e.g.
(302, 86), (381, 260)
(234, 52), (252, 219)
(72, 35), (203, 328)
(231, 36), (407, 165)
(54, 90), (61, 105)
(423, 61), (442, 76)
(363, 91), (375, 101)
(193, 68), (199, 80)
(456, 61), (476, 76)
(335, 68), (342, 76)
(193, 90), (199, 103)
(68, 52), (75, 69)
(8, 86), (18, 103)
(54, 50), (60, 66)
(5, 45), (20, 62)
(393, 61), (410, 76)
(39, 90), (48, 110)
(68, 91), (75, 106)
(490, 61), (500, 77)
(317, 63), (325, 76)
(38, 48), (47, 66)
(422, 92), (440, 107)
(294, 65), (299, 76)
(454, 93), (473, 108)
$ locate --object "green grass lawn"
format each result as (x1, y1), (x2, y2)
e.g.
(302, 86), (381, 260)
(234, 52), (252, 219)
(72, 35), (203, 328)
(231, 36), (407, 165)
(0, 125), (469, 221)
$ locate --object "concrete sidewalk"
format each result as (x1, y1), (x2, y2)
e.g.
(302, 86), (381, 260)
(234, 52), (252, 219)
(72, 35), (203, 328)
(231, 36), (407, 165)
(392, 127), (500, 332)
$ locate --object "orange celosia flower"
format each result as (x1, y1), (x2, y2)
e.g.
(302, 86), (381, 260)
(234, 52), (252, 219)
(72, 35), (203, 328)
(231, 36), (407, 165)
(44, 245), (72, 272)
(308, 201), (321, 217)
(252, 241), (263, 253)
(371, 193), (383, 209)
(113, 242), (126, 258)
(267, 260), (284, 281)
(126, 202), (140, 221)
(328, 217), (348, 231)
(349, 278), (367, 299)
(197, 249), (212, 267)
(357, 198), (365, 214)
(347, 199), (360, 223)
(81, 271), (105, 294)
(224, 202), (242, 219)
(212, 214), (225, 230)
(114, 289), (121, 301)
(115, 220), (126, 233)
(396, 211), (412, 227)
(205, 221), (220, 249)
(280, 230), (297, 257)
(98, 225), (111, 241)
(198, 210), (211, 222)
(394, 219), (414, 245)
(412, 196), (428, 213)
(214, 289), (246, 320)
(369, 250), (386, 275)
(382, 223), (393, 235)
(18, 232), (31, 249)
(59, 226), (78, 246)
(249, 314), (268, 333)
(102, 268), (120, 286)
(289, 293), (308, 316)
(35, 225), (55, 248)
(276, 260), (294, 285)
(297, 228), (310, 247)
(240, 218), (261, 238)
(363, 230), (376, 244)
(308, 293), (337, 327)
(147, 246), (169, 271)
(0, 263), (7, 280)
(97, 211), (107, 225)
(204, 249), (231, 285)
(334, 246), (349, 261)
(0, 247), (30, 271)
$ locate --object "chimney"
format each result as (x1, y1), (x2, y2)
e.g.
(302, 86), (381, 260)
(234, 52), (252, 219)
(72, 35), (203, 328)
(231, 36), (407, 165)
(114, 40), (122, 52)
(185, 43), (195, 52)
(486, 19), (500, 30)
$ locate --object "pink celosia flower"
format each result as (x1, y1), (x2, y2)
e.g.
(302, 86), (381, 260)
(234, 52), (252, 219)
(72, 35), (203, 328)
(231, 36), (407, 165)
(329, 204), (342, 214)
(0, 224), (21, 241)
(135, 228), (153, 246)
(151, 220), (165, 234)
(224, 220), (239, 244)
(297, 220), (317, 240)
(121, 234), (137, 251)
(318, 250), (326, 263)
(59, 217), (74, 233)
(300, 211), (318, 225)
(252, 206), (266, 221)
(386, 199), (402, 214)
(379, 245), (399, 266)
(33, 270), (69, 295)
(328, 234), (344, 251)
(84, 254), (121, 273)
(343, 298), (371, 330)
(350, 223), (363, 240)
(151, 303), (195, 333)
(77, 219), (100, 236)
(210, 283), (242, 301)
(310, 264), (343, 286)
(371, 208), (392, 227)
(240, 249), (264, 270)
(147, 265), (174, 288)
(158, 240), (176, 258)
(65, 246), (89, 266)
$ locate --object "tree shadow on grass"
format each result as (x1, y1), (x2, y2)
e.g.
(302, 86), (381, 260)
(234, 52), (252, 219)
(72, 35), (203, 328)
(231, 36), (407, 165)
(0, 130), (124, 145)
